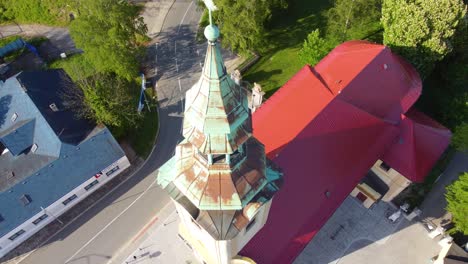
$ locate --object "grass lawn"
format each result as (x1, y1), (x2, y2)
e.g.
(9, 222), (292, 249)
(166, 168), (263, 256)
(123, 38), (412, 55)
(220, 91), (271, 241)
(243, 0), (332, 94)
(129, 90), (159, 158)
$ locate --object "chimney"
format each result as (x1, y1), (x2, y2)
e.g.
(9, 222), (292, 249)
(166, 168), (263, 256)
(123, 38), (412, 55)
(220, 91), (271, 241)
(49, 103), (59, 112)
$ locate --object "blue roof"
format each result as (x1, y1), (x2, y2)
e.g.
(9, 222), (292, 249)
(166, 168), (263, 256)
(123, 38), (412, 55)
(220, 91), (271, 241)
(0, 119), (35, 156)
(16, 70), (95, 145)
(0, 70), (125, 237)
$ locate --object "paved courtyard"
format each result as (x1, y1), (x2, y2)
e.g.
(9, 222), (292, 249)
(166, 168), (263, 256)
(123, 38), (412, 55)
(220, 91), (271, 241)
(294, 196), (441, 264)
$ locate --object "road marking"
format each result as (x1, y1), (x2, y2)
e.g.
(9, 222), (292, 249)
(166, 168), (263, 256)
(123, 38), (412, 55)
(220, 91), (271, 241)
(174, 40), (177, 55)
(64, 178), (159, 264)
(175, 58), (179, 72)
(178, 0), (194, 33)
(115, 203), (175, 264)
(178, 77), (182, 92)
(131, 215), (159, 243)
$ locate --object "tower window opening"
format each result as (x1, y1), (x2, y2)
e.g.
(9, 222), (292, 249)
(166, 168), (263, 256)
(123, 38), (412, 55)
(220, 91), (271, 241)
(212, 154), (226, 164)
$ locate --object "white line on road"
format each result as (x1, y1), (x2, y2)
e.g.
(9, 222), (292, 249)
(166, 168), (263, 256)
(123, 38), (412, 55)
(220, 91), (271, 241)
(175, 58), (179, 72)
(178, 77), (182, 92)
(178, 1), (194, 33)
(64, 178), (159, 264)
(174, 40), (177, 55)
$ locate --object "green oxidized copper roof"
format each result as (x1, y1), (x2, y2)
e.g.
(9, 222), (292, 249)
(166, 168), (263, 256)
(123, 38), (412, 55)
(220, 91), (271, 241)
(183, 25), (251, 154)
(157, 23), (283, 226)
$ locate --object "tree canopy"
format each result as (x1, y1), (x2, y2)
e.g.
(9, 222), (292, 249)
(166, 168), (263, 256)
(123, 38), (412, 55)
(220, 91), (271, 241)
(77, 74), (141, 135)
(382, 0), (467, 78)
(69, 0), (147, 80)
(59, 0), (147, 133)
(325, 0), (382, 42)
(446, 172), (468, 235)
(452, 123), (468, 151)
(209, 0), (287, 54)
(0, 0), (71, 25)
(298, 29), (332, 66)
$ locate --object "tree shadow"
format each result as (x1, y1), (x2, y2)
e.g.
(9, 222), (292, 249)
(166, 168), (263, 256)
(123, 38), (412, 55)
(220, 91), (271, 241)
(244, 69), (282, 85)
(0, 95), (12, 128)
(262, 0), (332, 54)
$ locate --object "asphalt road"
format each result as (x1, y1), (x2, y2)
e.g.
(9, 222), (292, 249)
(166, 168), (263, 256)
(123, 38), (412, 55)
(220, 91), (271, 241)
(13, 1), (203, 264)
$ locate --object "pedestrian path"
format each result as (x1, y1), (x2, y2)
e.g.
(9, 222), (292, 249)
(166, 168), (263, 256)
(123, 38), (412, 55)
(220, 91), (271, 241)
(419, 151), (468, 228)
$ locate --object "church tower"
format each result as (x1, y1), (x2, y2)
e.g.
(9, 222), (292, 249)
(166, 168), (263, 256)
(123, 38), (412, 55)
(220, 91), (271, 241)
(157, 4), (283, 263)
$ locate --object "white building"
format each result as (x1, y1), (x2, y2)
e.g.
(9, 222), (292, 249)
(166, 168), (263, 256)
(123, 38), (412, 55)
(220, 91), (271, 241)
(0, 70), (130, 257)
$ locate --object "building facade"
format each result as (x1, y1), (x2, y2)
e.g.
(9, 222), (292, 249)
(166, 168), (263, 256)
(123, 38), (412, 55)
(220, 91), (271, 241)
(0, 70), (130, 257)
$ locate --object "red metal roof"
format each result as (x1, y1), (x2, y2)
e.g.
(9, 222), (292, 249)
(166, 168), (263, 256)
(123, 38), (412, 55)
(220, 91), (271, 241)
(252, 66), (334, 157)
(243, 41), (449, 263)
(382, 109), (451, 182)
(313, 41), (422, 124)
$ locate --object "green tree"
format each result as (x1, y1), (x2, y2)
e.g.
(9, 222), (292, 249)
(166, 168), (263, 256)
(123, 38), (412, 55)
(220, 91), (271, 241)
(452, 123), (468, 151)
(0, 0), (71, 25)
(325, 0), (382, 42)
(69, 0), (147, 80)
(210, 0), (287, 54)
(298, 29), (333, 66)
(446, 172), (468, 235)
(76, 74), (141, 136)
(381, 0), (467, 78)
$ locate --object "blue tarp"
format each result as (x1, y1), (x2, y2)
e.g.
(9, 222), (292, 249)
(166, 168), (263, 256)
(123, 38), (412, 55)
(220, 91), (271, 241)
(0, 38), (25, 57)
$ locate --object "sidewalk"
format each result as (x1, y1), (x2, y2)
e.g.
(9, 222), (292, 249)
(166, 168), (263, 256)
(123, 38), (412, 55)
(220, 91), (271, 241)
(117, 204), (199, 264)
(419, 151), (468, 228)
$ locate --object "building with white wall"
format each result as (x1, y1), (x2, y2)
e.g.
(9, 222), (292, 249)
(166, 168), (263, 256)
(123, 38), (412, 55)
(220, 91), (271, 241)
(0, 69), (130, 257)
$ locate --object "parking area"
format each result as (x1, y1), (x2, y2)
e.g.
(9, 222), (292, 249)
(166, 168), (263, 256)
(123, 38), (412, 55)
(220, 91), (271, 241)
(294, 196), (441, 264)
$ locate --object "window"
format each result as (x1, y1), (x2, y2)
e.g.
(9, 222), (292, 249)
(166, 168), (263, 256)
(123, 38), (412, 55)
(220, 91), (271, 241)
(19, 194), (32, 206)
(105, 166), (120, 177)
(8, 229), (25, 241)
(245, 217), (257, 233)
(84, 180), (99, 191)
(62, 194), (77, 205)
(11, 113), (18, 122)
(31, 143), (38, 153)
(32, 214), (48, 225)
(212, 154), (226, 164)
(356, 192), (367, 203)
(380, 162), (391, 172)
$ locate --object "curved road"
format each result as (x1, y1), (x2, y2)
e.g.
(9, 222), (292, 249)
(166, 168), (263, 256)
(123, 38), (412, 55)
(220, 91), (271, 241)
(11, 1), (204, 264)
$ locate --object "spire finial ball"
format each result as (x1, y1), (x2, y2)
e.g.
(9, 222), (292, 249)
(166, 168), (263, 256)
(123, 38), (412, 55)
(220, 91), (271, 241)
(204, 24), (220, 42)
